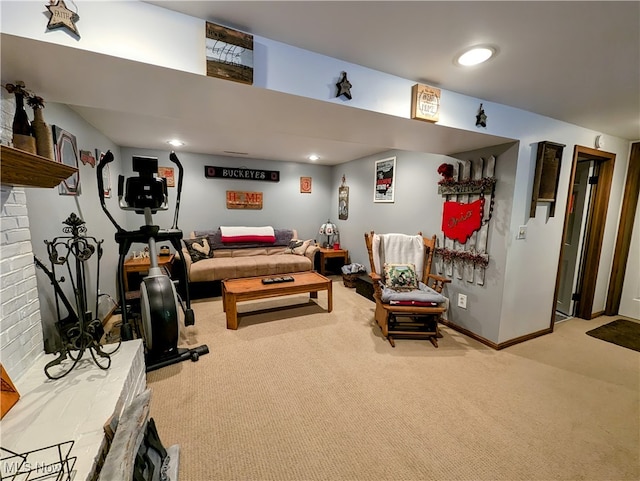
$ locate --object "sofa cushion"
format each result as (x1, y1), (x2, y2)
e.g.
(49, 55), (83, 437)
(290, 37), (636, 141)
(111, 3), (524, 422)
(383, 263), (418, 291)
(284, 239), (311, 255)
(380, 282), (446, 304)
(183, 236), (212, 263)
(188, 254), (313, 283)
(231, 248), (268, 257)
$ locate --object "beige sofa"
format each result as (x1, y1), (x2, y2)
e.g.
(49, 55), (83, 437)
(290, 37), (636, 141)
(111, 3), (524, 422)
(178, 228), (318, 284)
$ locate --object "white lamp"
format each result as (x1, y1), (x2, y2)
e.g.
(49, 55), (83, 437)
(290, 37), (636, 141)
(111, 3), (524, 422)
(319, 219), (338, 248)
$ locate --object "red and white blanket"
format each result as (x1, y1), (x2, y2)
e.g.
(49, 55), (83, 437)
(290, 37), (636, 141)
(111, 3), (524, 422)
(220, 226), (276, 244)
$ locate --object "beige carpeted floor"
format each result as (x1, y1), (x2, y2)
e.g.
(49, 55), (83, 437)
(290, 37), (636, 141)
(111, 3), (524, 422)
(146, 277), (639, 481)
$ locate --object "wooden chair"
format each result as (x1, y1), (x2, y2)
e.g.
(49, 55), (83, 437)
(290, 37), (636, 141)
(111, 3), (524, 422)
(364, 231), (451, 347)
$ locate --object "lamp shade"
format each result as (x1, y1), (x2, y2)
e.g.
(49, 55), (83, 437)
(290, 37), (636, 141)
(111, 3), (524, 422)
(319, 220), (336, 235)
(319, 219), (338, 247)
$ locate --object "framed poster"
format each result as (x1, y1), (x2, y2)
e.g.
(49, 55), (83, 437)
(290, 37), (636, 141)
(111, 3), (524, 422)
(374, 156), (396, 203)
(158, 166), (175, 187)
(53, 125), (80, 195)
(339, 185), (349, 220)
(300, 176), (312, 193)
(95, 150), (111, 198)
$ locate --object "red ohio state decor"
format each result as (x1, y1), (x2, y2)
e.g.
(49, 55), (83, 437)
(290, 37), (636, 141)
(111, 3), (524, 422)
(442, 199), (484, 243)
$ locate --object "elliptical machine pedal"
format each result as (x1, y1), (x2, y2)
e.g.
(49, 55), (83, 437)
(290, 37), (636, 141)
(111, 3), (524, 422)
(97, 151), (208, 371)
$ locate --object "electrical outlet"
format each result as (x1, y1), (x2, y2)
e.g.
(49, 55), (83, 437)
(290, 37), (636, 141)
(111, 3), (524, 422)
(517, 225), (527, 240)
(458, 293), (467, 309)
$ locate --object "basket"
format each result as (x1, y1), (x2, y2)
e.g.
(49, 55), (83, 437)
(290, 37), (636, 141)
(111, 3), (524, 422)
(342, 273), (360, 288)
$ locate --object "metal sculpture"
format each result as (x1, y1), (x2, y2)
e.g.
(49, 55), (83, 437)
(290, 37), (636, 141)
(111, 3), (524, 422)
(35, 213), (118, 379)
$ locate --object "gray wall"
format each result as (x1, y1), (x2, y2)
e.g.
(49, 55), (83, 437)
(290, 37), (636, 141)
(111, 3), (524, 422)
(25, 104), (123, 351)
(119, 147), (333, 241)
(332, 143), (519, 342)
(25, 108), (335, 351)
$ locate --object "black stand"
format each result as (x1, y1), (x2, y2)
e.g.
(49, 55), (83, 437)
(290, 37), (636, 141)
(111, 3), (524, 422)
(35, 213), (120, 380)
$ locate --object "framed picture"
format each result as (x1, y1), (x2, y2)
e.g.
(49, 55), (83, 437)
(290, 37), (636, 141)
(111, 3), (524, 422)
(205, 22), (254, 85)
(158, 166), (175, 187)
(374, 156), (396, 203)
(79, 149), (96, 167)
(300, 176), (312, 193)
(53, 125), (80, 196)
(96, 150), (111, 198)
(411, 83), (441, 123)
(339, 185), (349, 220)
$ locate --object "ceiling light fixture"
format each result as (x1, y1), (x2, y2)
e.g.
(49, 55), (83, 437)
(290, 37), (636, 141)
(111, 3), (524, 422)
(455, 46), (496, 67)
(308, 154), (319, 161)
(167, 139), (185, 147)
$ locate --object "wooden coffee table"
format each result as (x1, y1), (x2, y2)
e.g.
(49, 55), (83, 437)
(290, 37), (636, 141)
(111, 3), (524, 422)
(222, 271), (333, 329)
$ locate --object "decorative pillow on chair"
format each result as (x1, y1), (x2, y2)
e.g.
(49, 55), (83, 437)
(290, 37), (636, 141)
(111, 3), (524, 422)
(285, 239), (311, 255)
(383, 263), (418, 291)
(183, 236), (212, 263)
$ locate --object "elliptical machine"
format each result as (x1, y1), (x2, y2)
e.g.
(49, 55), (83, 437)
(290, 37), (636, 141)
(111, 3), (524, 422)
(97, 151), (208, 372)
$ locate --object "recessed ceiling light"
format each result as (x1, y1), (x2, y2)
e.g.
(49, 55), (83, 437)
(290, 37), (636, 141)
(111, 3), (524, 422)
(167, 139), (184, 147)
(455, 46), (496, 66)
(308, 154), (319, 161)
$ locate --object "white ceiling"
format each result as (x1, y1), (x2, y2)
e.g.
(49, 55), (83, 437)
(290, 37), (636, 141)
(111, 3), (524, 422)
(2, 1), (638, 165)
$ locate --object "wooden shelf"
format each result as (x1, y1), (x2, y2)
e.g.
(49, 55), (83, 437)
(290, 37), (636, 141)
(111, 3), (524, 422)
(1, 144), (77, 188)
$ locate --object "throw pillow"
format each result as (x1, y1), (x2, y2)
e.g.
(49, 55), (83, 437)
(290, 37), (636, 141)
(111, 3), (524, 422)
(183, 236), (212, 263)
(285, 239), (311, 255)
(383, 263), (418, 291)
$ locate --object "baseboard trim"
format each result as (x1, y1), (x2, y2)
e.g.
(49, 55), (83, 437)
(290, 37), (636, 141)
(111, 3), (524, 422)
(496, 327), (554, 349)
(441, 320), (554, 350)
(440, 320), (499, 349)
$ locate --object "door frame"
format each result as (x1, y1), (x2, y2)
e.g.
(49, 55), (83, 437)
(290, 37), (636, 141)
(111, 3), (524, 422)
(606, 142), (640, 314)
(552, 145), (615, 324)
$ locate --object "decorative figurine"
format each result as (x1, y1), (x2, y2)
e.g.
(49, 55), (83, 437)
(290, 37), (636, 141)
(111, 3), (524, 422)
(46, 0), (80, 38)
(336, 72), (352, 100)
(476, 103), (487, 128)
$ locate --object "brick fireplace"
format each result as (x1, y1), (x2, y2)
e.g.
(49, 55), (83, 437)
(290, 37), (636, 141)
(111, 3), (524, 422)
(0, 185), (43, 382)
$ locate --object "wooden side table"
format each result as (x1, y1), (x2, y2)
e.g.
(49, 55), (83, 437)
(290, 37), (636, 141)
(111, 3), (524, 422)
(318, 247), (349, 275)
(122, 254), (174, 291)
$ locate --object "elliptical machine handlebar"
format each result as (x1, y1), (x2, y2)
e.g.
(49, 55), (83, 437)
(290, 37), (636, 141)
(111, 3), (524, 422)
(96, 150), (124, 233)
(169, 151), (184, 230)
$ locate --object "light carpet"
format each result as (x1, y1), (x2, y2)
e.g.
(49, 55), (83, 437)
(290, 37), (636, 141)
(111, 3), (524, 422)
(147, 278), (639, 481)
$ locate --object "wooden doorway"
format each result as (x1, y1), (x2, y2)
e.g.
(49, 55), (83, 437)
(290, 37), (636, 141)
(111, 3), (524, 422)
(553, 145), (615, 323)
(606, 142), (640, 315)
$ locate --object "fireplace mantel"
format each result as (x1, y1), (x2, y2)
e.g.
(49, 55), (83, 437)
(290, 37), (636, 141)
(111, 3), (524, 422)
(1, 145), (77, 188)
(1, 340), (146, 480)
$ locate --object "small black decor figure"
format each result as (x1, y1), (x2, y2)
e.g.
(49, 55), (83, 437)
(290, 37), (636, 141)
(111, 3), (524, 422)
(476, 103), (487, 128)
(336, 72), (352, 100)
(35, 213), (118, 380)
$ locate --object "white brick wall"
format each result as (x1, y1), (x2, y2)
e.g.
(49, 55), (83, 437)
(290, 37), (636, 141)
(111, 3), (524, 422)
(0, 185), (43, 381)
(2, 85), (17, 146)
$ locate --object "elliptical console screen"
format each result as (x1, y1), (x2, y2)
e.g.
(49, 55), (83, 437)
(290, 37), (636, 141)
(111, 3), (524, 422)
(124, 156), (166, 210)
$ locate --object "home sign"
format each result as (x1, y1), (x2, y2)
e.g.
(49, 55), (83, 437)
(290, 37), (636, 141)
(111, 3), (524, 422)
(226, 191), (263, 209)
